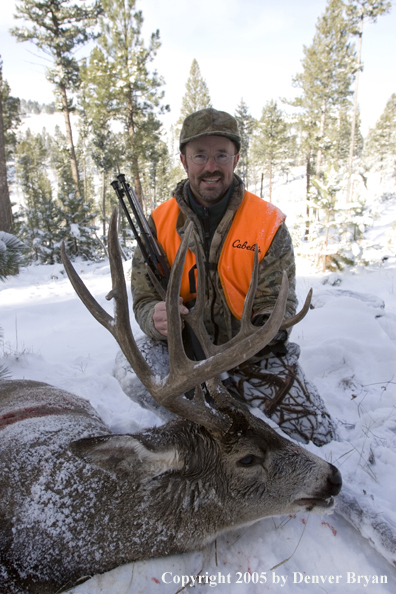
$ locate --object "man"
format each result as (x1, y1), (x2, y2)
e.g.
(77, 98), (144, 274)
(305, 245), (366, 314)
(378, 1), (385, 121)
(116, 108), (336, 446)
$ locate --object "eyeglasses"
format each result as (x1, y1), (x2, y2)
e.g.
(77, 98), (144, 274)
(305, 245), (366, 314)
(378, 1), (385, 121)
(187, 152), (237, 165)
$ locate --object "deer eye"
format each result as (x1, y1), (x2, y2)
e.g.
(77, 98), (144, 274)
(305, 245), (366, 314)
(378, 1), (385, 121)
(238, 455), (257, 467)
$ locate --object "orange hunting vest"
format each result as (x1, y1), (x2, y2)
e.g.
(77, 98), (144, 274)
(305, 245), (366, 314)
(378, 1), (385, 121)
(151, 191), (286, 320)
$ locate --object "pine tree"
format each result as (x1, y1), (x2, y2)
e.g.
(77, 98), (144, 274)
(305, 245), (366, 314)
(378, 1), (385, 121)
(0, 66), (11, 234)
(328, 106), (363, 164)
(234, 99), (255, 187)
(58, 191), (100, 260)
(0, 58), (20, 232)
(11, 0), (102, 198)
(164, 124), (185, 188)
(179, 60), (211, 120)
(76, 121), (96, 208)
(154, 147), (173, 208)
(0, 65), (20, 164)
(20, 99), (41, 115)
(16, 129), (63, 263)
(97, 0), (169, 207)
(364, 93), (396, 176)
(50, 126), (100, 260)
(309, 169), (340, 271)
(142, 139), (174, 211)
(292, 0), (356, 179)
(291, 114), (319, 238)
(91, 127), (120, 242)
(79, 51), (121, 244)
(251, 100), (290, 202)
(345, 0), (392, 200)
(309, 167), (372, 271)
(0, 232), (24, 280)
(290, 0), (357, 240)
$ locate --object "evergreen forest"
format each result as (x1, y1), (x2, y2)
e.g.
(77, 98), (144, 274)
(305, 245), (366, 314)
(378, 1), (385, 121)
(0, 0), (394, 274)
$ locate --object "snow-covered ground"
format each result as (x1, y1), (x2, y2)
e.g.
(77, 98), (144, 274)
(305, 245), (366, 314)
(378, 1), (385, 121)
(1, 248), (396, 593)
(2, 149), (396, 591)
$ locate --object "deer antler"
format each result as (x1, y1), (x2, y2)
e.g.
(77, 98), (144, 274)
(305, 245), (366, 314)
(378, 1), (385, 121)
(61, 209), (309, 434)
(176, 232), (312, 358)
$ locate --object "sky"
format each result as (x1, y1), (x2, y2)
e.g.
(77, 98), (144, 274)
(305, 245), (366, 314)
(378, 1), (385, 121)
(1, 0), (395, 136)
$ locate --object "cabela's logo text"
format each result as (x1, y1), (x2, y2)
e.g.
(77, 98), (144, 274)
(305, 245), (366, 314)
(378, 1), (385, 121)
(232, 239), (262, 253)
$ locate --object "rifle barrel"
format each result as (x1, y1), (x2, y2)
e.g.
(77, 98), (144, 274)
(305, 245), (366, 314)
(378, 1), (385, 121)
(111, 175), (169, 289)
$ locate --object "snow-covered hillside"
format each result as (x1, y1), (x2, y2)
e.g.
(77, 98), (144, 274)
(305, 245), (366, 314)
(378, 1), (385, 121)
(1, 237), (396, 592)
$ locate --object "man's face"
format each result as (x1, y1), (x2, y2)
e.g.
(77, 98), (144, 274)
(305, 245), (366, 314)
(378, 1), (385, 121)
(180, 136), (239, 207)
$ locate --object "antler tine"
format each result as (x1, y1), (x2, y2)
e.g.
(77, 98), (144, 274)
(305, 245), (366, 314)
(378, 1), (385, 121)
(61, 210), (158, 394)
(239, 245), (260, 332)
(147, 224), (231, 432)
(162, 229), (291, 426)
(181, 239), (290, 361)
(280, 288), (313, 330)
(165, 222), (199, 365)
(207, 271), (289, 359)
(252, 288), (313, 333)
(168, 272), (290, 391)
(61, 243), (114, 332)
(106, 209), (160, 388)
(178, 224), (215, 358)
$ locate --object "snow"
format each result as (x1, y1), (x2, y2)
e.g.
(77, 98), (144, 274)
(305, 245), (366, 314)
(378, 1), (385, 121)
(1, 257), (395, 592)
(1, 175), (396, 591)
(19, 112), (77, 137)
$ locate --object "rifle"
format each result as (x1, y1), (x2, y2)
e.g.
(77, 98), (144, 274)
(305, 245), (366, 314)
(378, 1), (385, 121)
(111, 173), (206, 355)
(110, 173), (169, 300)
(111, 173), (237, 397)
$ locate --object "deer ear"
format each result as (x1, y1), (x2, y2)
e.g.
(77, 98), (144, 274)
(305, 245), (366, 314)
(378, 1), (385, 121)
(70, 435), (183, 479)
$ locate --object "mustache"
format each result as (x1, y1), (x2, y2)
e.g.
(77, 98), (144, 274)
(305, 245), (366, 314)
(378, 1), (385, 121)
(198, 171), (224, 182)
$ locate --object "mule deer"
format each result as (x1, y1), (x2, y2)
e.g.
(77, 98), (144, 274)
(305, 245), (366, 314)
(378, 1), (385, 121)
(0, 211), (341, 594)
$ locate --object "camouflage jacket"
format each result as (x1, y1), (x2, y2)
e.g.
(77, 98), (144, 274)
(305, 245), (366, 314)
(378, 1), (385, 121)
(131, 175), (298, 350)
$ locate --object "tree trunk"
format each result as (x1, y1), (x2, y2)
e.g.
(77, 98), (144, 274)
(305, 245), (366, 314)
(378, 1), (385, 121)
(0, 87), (12, 232)
(322, 214), (330, 273)
(260, 172), (264, 198)
(347, 14), (364, 203)
(152, 171), (157, 211)
(82, 136), (88, 200)
(305, 150), (311, 240)
(316, 98), (327, 177)
(126, 95), (144, 208)
(60, 84), (81, 198)
(131, 151), (143, 208)
(102, 169), (106, 239)
(268, 158), (273, 203)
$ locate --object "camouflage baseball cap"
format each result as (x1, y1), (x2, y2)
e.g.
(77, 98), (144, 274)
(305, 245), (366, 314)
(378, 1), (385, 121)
(180, 108), (241, 152)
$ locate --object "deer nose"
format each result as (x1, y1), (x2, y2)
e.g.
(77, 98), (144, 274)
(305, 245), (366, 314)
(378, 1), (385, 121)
(328, 464), (342, 496)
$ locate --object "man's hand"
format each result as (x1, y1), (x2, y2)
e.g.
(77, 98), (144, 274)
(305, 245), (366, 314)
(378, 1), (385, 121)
(153, 297), (189, 336)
